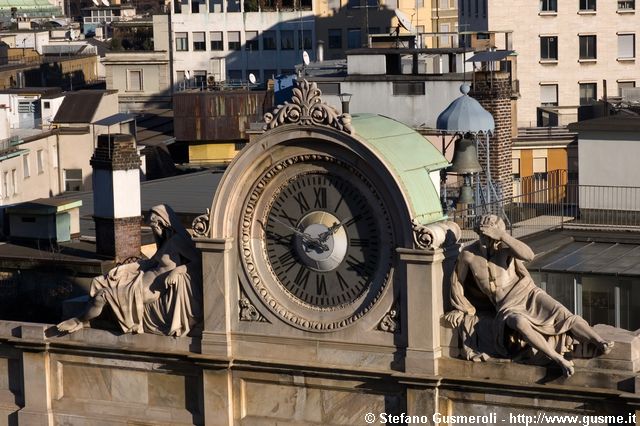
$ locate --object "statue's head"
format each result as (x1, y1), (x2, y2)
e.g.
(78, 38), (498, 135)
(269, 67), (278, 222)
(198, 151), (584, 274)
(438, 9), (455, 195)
(474, 214), (506, 249)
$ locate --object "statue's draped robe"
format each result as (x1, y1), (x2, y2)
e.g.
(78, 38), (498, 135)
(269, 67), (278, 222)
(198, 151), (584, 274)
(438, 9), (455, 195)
(90, 205), (202, 337)
(450, 249), (578, 363)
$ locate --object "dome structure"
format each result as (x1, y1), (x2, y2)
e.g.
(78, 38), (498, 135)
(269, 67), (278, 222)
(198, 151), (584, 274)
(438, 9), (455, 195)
(436, 84), (495, 134)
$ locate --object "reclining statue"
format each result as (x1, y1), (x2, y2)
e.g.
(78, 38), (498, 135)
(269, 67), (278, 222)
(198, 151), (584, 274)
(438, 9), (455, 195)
(445, 214), (613, 377)
(57, 204), (202, 337)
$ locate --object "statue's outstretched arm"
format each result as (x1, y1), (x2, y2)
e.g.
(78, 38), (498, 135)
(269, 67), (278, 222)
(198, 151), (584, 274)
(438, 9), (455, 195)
(498, 233), (535, 262)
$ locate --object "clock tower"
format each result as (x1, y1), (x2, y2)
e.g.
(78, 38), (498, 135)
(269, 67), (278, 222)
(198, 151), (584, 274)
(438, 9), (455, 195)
(195, 81), (458, 377)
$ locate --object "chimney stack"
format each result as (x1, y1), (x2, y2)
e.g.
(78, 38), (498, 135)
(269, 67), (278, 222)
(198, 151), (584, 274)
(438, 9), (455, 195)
(91, 134), (142, 263)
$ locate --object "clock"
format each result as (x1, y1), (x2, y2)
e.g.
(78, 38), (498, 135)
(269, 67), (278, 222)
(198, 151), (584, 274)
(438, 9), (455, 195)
(241, 153), (394, 331)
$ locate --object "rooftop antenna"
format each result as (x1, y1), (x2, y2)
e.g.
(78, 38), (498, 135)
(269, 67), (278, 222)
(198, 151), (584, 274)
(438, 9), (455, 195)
(393, 9), (414, 48)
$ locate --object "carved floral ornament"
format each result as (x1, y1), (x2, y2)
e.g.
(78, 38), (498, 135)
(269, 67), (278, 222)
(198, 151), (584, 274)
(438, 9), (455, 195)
(263, 80), (353, 134)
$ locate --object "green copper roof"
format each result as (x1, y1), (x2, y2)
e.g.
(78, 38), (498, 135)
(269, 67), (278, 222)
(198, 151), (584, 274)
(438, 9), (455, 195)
(350, 113), (450, 225)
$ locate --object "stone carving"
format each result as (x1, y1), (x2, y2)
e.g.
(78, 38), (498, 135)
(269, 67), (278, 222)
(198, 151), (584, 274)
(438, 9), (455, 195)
(57, 204), (202, 337)
(192, 208), (211, 237)
(239, 297), (267, 322)
(412, 220), (461, 250)
(444, 214), (613, 377)
(263, 79), (353, 134)
(378, 306), (399, 333)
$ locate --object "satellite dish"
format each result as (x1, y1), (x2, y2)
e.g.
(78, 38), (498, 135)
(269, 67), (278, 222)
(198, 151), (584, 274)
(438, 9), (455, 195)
(248, 73), (257, 84)
(302, 50), (310, 66)
(184, 70), (190, 79)
(92, 0), (99, 5)
(394, 9), (415, 33)
(22, 13), (27, 18)
(51, 15), (55, 19)
(101, 0), (110, 6)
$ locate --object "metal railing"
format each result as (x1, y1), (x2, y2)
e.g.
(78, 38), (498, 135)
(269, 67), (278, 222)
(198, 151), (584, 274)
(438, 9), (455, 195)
(447, 181), (640, 242)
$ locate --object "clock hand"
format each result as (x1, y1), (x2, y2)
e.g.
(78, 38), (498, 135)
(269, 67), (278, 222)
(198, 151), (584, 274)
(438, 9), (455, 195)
(270, 216), (329, 251)
(318, 216), (354, 242)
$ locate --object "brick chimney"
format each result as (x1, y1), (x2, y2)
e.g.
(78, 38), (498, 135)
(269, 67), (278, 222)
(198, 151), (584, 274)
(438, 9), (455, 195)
(91, 133), (142, 262)
(470, 71), (514, 200)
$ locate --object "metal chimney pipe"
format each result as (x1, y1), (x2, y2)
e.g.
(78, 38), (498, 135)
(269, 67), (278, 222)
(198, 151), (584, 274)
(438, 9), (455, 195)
(316, 40), (324, 62)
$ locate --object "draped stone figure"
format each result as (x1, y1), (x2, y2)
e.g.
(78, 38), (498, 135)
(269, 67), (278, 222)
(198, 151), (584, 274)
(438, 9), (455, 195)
(444, 214), (613, 377)
(57, 204), (202, 337)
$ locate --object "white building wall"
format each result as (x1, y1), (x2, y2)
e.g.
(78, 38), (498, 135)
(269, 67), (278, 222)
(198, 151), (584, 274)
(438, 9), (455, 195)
(323, 79), (463, 128)
(0, 134), (59, 206)
(487, 0), (640, 127)
(171, 10), (315, 84)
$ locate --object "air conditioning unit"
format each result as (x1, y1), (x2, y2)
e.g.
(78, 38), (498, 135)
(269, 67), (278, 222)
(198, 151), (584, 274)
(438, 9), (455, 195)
(207, 75), (216, 86)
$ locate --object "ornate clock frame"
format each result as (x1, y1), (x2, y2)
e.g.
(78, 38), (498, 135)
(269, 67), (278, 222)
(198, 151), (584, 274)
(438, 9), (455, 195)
(196, 81), (458, 374)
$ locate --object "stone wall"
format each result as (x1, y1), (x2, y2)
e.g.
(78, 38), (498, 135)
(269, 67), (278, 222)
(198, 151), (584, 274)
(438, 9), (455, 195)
(0, 322), (639, 425)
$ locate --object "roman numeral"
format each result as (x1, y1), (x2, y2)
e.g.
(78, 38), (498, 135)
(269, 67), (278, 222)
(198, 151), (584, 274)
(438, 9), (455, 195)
(336, 271), (349, 292)
(313, 187), (327, 209)
(349, 238), (370, 247)
(294, 266), (311, 288)
(346, 255), (369, 278)
(316, 274), (327, 296)
(293, 192), (310, 214)
(343, 215), (362, 227)
(277, 251), (297, 271)
(274, 210), (297, 227)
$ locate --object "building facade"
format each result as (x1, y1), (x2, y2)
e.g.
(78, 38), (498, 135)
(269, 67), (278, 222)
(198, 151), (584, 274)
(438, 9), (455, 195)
(462, 0), (639, 127)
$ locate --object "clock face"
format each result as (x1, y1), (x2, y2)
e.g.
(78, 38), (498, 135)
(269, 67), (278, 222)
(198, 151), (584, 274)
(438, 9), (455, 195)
(264, 172), (381, 308)
(240, 154), (394, 331)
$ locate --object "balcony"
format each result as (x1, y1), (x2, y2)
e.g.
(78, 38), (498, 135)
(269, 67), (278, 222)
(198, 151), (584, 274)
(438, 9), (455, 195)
(446, 177), (640, 242)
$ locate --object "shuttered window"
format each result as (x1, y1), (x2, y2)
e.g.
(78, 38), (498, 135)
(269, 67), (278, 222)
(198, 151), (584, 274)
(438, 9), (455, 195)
(618, 33), (635, 59)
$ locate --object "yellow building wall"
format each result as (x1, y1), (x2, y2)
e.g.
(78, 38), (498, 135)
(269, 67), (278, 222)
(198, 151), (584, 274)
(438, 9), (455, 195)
(189, 143), (240, 164)
(547, 148), (567, 175)
(520, 149), (533, 178)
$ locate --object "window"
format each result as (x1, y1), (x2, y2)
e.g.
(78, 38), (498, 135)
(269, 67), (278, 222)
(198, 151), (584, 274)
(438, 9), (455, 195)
(193, 32), (206, 51)
(281, 30), (294, 50)
(227, 32), (241, 51)
(579, 82), (597, 105)
(64, 169), (82, 192)
(193, 70), (206, 86)
(209, 0), (222, 12)
(512, 158), (521, 180)
(317, 83), (340, 95)
(226, 0), (240, 11)
(579, 0), (595, 10)
(127, 69), (143, 91)
(392, 82), (425, 96)
(227, 70), (242, 80)
(176, 32), (188, 51)
(43, 101), (50, 109)
(36, 149), (43, 174)
(618, 33), (635, 59)
(540, 36), (558, 60)
(540, 84), (558, 106)
(347, 28), (361, 49)
(298, 30), (312, 50)
(245, 31), (259, 51)
(22, 154), (29, 179)
(191, 0), (202, 12)
(210, 31), (223, 50)
(579, 35), (597, 59)
(264, 69), (277, 80)
(540, 0), (557, 11)
(438, 0), (448, 8)
(11, 169), (17, 195)
(533, 157), (547, 180)
(618, 80), (636, 96)
(263, 31), (276, 50)
(3, 172), (8, 198)
(618, 0), (634, 10)
(328, 29), (342, 49)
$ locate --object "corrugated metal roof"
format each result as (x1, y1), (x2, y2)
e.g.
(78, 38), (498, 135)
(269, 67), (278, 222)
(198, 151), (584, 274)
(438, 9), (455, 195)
(527, 240), (640, 277)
